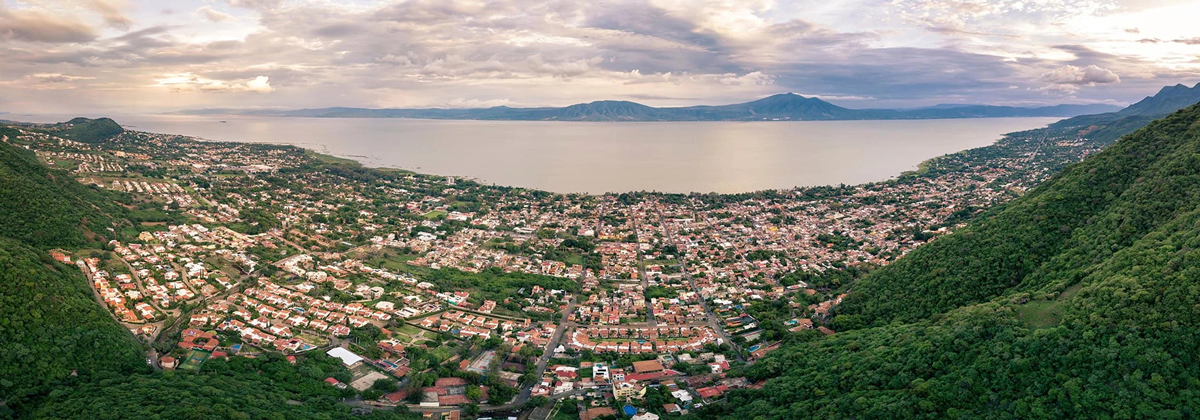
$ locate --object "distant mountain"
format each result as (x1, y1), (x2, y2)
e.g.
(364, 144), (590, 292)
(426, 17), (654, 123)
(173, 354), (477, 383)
(1051, 82), (1200, 144)
(175, 93), (1122, 122)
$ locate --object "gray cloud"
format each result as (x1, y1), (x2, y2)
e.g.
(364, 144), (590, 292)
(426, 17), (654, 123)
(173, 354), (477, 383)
(1042, 65), (1121, 85)
(86, 0), (134, 31)
(0, 8), (98, 43)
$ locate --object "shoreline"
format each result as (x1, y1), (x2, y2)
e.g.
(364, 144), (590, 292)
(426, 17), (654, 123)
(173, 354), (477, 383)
(19, 114), (1057, 196)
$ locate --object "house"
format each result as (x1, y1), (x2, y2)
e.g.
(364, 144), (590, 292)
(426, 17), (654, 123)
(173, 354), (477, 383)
(325, 377), (348, 389)
(593, 363), (610, 380)
(631, 413), (660, 420)
(696, 385), (729, 400)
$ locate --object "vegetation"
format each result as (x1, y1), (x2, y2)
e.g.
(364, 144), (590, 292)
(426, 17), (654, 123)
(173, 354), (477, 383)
(693, 104), (1200, 419)
(0, 139), (125, 248)
(54, 118), (125, 144)
(0, 238), (148, 417)
(32, 354), (416, 420)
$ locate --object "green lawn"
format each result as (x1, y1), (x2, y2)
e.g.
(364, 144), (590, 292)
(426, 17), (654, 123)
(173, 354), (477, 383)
(550, 400), (582, 420)
(429, 344), (455, 362)
(1015, 300), (1063, 328)
(422, 210), (448, 220)
(395, 323), (423, 336)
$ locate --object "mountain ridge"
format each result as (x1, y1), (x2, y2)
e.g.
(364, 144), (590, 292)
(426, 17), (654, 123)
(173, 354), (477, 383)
(174, 93), (1122, 122)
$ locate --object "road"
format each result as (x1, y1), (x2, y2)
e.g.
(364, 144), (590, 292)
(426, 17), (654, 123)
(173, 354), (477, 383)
(651, 202), (745, 362)
(515, 296), (576, 406)
(629, 207), (656, 326)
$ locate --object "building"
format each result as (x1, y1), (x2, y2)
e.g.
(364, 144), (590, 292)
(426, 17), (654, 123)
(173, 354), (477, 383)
(632, 360), (665, 374)
(327, 347), (365, 368)
(613, 381), (645, 400)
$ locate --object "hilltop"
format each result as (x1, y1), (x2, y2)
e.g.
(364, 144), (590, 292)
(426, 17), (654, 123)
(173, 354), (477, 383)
(176, 93), (1120, 122)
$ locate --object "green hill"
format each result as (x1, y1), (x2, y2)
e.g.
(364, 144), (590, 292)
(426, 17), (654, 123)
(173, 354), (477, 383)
(0, 137), (147, 417)
(0, 138), (125, 248)
(54, 118), (125, 144)
(0, 238), (149, 417)
(701, 104), (1200, 419)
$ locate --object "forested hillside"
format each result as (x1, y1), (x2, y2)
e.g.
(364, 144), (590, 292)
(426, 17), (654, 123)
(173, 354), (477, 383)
(0, 138), (146, 417)
(837, 102), (1200, 326)
(0, 138), (124, 248)
(32, 354), (416, 420)
(55, 118), (125, 144)
(0, 238), (148, 417)
(697, 104), (1200, 419)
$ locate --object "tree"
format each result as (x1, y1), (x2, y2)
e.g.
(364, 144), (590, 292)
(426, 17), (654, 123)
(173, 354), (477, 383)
(526, 396), (550, 409)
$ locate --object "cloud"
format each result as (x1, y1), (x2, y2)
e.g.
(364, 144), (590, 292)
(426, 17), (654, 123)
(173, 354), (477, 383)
(525, 55), (600, 77)
(194, 6), (235, 23)
(1039, 64), (1121, 94)
(86, 0), (133, 31)
(718, 71), (774, 86)
(1, 0), (1197, 113)
(1042, 64), (1121, 85)
(29, 73), (96, 83)
(225, 0), (282, 11)
(155, 74), (274, 93)
(0, 8), (98, 43)
(441, 98), (513, 108)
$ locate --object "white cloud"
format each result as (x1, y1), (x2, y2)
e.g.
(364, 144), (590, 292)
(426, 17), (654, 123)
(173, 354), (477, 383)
(1042, 65), (1121, 85)
(194, 6), (236, 22)
(718, 71), (775, 86)
(155, 73), (274, 93)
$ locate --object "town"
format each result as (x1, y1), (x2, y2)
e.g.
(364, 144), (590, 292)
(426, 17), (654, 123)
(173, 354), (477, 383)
(9, 118), (1107, 420)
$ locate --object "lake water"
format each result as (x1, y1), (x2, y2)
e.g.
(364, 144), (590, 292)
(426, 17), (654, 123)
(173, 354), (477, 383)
(10, 114), (1057, 193)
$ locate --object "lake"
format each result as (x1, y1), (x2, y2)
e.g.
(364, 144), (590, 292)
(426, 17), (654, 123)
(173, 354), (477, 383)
(10, 114), (1057, 193)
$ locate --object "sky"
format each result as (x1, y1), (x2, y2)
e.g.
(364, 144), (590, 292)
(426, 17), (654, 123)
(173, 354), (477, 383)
(1, 0), (1198, 113)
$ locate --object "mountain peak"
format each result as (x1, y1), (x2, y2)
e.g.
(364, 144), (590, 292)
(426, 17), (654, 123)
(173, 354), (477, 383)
(1119, 82), (1200, 118)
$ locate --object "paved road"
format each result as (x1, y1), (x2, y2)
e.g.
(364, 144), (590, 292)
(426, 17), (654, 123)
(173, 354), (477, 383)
(516, 297), (576, 405)
(651, 203), (744, 362)
(630, 207), (656, 326)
